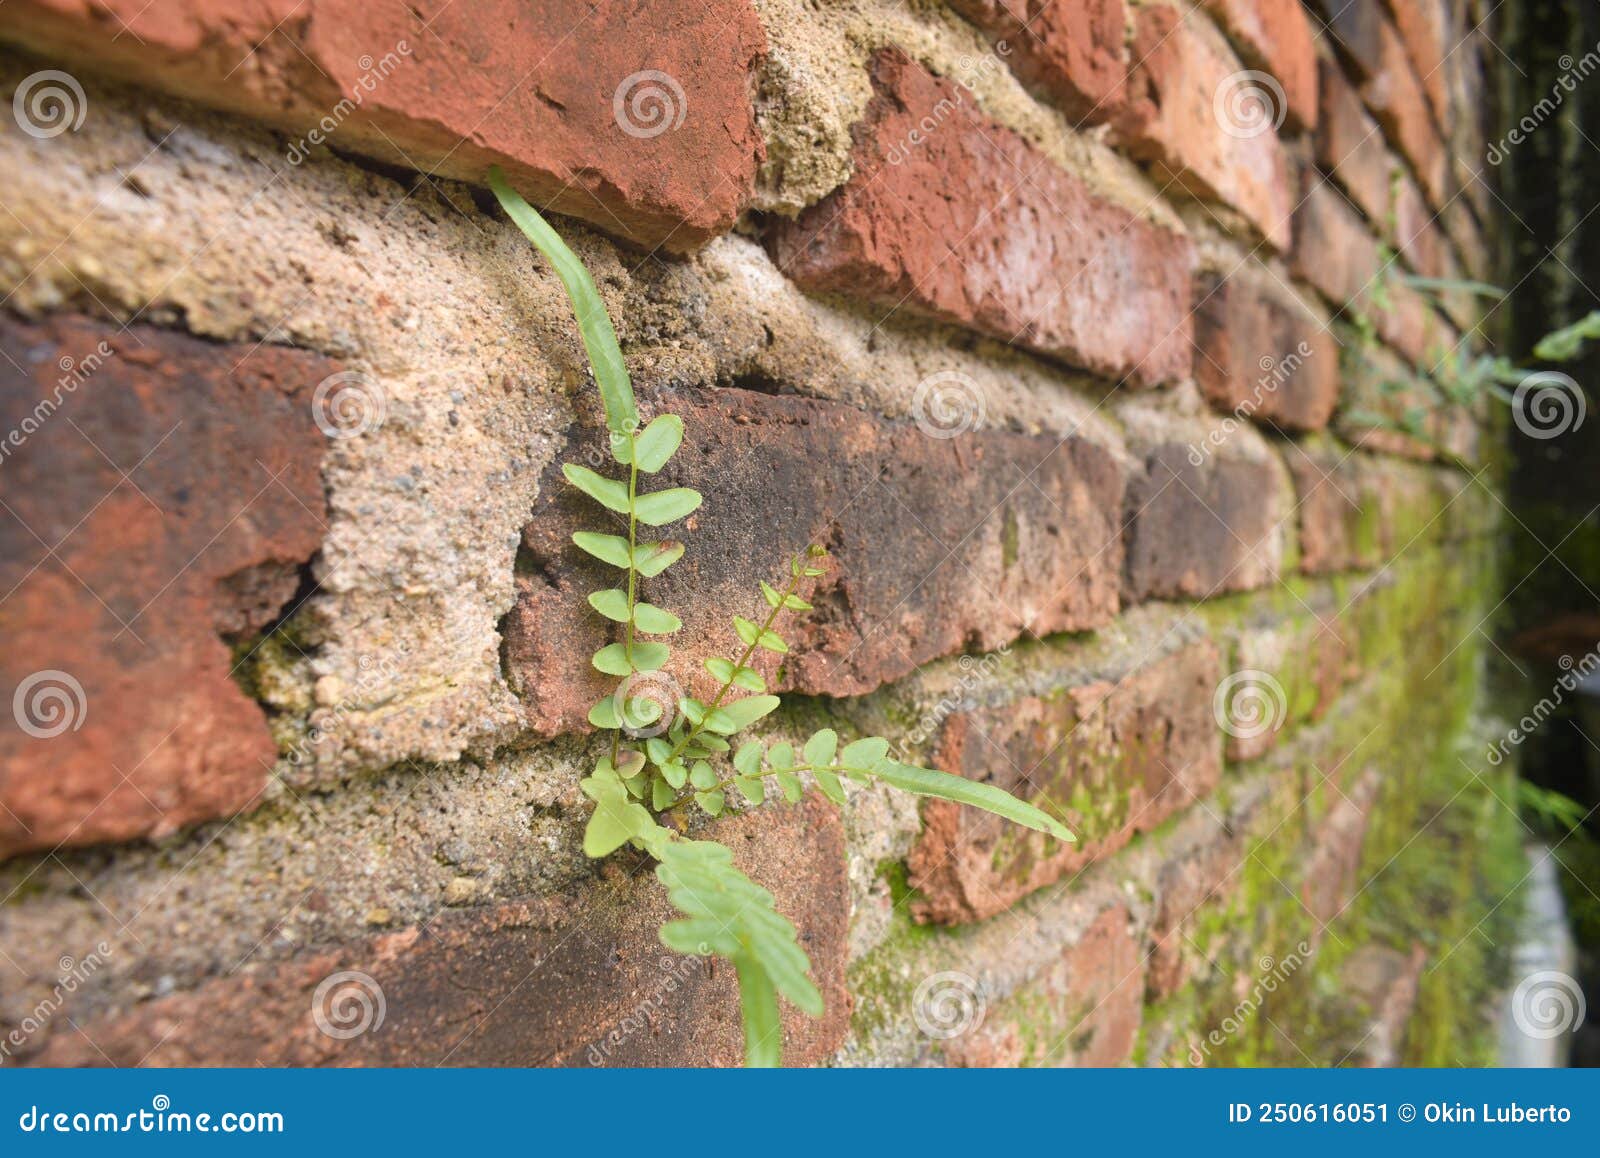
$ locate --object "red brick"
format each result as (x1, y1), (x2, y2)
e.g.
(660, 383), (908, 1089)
(1302, 768), (1378, 930)
(23, 798), (849, 1066)
(1124, 446), (1288, 602)
(770, 49), (1195, 388)
(1292, 177), (1382, 307)
(0, 0), (766, 252)
(0, 318), (329, 859)
(1224, 611), (1356, 762)
(1116, 5), (1293, 251)
(1391, 172), (1447, 278)
(944, 905), (1144, 1066)
(1192, 275), (1339, 432)
(1290, 174), (1435, 365)
(506, 386), (1124, 737)
(1342, 942), (1427, 1066)
(1202, 0), (1319, 132)
(1360, 15), (1448, 205)
(908, 640), (1221, 924)
(1147, 829), (1244, 998)
(949, 0), (1127, 125)
(1284, 443), (1381, 576)
(1316, 56), (1393, 226)
(1382, 0), (1450, 122)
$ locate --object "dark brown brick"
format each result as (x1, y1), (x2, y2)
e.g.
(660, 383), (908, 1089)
(908, 639), (1221, 924)
(24, 797), (849, 1066)
(0, 0), (766, 252)
(0, 317), (329, 859)
(1124, 445), (1288, 602)
(506, 386), (1125, 737)
(949, 0), (1127, 125)
(1312, 0), (1385, 81)
(1192, 275), (1339, 432)
(769, 49), (1195, 388)
(1116, 4), (1293, 250)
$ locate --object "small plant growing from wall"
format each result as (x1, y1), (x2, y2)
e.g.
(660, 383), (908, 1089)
(487, 169), (1075, 1066)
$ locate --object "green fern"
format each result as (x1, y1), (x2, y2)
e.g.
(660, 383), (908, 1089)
(489, 167), (1074, 1066)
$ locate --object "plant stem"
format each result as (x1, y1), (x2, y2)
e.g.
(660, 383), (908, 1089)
(660, 561), (805, 768)
(659, 763), (837, 817)
(611, 434), (640, 765)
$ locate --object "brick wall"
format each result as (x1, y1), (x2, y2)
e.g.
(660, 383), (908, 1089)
(0, 0), (1517, 1066)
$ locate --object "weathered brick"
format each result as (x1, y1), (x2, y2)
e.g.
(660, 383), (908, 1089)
(908, 639), (1222, 924)
(1312, 0), (1385, 81)
(1124, 446), (1288, 602)
(1201, 0), (1319, 132)
(944, 905), (1144, 1066)
(1316, 56), (1393, 227)
(770, 49), (1194, 388)
(1284, 442), (1381, 576)
(1223, 610), (1356, 762)
(949, 0), (1127, 125)
(1382, 0), (1450, 122)
(1147, 827), (1244, 998)
(1391, 172), (1447, 278)
(1291, 174), (1435, 364)
(0, 317), (329, 859)
(1302, 768), (1378, 930)
(1192, 275), (1339, 432)
(1117, 4), (1293, 251)
(506, 386), (1124, 737)
(1342, 942), (1427, 1066)
(1292, 177), (1382, 307)
(0, 0), (766, 252)
(1360, 14), (1447, 205)
(25, 797), (849, 1066)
